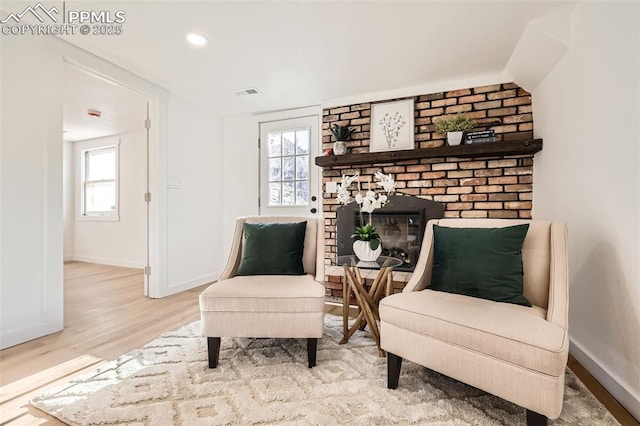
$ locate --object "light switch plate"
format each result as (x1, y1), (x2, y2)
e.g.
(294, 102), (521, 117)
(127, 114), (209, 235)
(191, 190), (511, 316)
(326, 181), (338, 193)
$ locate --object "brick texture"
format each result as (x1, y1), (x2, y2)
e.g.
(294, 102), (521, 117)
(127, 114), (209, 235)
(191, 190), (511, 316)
(322, 82), (532, 150)
(321, 82), (535, 301)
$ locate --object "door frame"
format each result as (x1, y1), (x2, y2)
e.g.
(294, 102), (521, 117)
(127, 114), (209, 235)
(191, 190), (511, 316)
(258, 115), (320, 217)
(50, 37), (170, 298)
(254, 106), (323, 218)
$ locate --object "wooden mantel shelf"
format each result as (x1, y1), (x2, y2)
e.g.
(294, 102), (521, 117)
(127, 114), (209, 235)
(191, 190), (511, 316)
(315, 139), (542, 168)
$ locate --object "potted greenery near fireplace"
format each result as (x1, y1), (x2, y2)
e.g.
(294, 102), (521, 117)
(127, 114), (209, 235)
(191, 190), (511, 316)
(434, 113), (477, 146)
(329, 124), (355, 155)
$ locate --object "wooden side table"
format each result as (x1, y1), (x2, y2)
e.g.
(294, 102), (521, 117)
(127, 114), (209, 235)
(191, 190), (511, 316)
(335, 255), (403, 356)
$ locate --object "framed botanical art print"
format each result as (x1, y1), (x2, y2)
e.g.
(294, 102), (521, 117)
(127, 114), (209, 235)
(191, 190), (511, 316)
(370, 99), (414, 152)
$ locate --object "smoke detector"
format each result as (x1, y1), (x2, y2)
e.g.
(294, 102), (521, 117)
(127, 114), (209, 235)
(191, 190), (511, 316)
(87, 109), (101, 118)
(234, 87), (261, 96)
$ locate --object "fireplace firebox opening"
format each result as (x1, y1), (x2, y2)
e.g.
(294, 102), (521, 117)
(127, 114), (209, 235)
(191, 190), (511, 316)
(336, 195), (445, 272)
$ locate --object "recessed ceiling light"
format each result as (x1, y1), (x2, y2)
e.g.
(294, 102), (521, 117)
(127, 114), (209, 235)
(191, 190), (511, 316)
(186, 33), (208, 47)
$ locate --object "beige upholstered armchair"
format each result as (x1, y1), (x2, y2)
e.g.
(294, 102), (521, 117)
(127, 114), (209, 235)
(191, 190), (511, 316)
(380, 219), (568, 426)
(199, 216), (325, 368)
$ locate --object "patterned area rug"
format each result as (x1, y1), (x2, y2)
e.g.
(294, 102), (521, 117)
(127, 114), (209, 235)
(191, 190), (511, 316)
(31, 315), (618, 425)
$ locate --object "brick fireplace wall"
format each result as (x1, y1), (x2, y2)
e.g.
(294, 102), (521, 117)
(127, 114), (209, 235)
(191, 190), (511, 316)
(322, 83), (533, 151)
(321, 83), (536, 296)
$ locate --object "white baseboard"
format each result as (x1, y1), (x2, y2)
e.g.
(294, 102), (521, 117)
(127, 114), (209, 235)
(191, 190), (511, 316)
(72, 255), (145, 269)
(0, 321), (62, 350)
(570, 338), (640, 421)
(159, 272), (220, 298)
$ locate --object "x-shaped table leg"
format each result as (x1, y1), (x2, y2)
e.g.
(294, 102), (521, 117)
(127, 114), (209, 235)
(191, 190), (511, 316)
(339, 261), (394, 356)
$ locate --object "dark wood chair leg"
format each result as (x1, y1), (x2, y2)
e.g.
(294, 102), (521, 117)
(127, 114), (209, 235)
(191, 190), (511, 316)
(207, 337), (221, 368)
(387, 352), (403, 389)
(526, 409), (548, 426)
(307, 338), (317, 368)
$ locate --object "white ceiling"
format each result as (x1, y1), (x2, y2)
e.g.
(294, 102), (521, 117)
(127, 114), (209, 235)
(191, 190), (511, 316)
(63, 64), (148, 141)
(9, 1), (577, 117)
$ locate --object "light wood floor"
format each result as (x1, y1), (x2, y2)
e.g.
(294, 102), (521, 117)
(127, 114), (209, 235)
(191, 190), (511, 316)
(1, 262), (637, 425)
(0, 262), (208, 425)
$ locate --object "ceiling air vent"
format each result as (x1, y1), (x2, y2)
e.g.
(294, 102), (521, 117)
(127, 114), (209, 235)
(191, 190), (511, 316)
(234, 87), (261, 96)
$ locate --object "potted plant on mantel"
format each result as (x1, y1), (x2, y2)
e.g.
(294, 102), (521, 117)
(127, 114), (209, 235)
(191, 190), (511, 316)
(434, 113), (477, 146)
(329, 124), (355, 155)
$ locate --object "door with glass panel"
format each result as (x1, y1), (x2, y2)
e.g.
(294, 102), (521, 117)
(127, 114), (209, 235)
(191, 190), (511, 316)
(259, 116), (319, 217)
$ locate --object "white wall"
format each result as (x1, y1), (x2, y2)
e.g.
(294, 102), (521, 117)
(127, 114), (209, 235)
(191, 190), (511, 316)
(0, 36), (64, 349)
(73, 132), (146, 268)
(1, 35), (225, 347)
(165, 96), (223, 294)
(63, 140), (75, 261)
(532, 2), (639, 419)
(221, 115), (260, 260)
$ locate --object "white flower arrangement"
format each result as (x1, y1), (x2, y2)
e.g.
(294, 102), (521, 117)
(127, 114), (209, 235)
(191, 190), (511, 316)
(374, 170), (397, 194)
(336, 174), (359, 206)
(336, 171), (396, 225)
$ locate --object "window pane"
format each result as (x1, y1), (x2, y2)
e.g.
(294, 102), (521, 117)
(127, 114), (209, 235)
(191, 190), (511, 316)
(296, 181), (309, 205)
(268, 133), (281, 157)
(86, 181), (116, 213)
(263, 124), (313, 208)
(282, 181), (295, 205)
(296, 130), (309, 154)
(296, 155), (309, 180)
(269, 183), (281, 205)
(282, 156), (295, 181)
(269, 158), (281, 182)
(87, 149), (115, 181)
(282, 131), (295, 155)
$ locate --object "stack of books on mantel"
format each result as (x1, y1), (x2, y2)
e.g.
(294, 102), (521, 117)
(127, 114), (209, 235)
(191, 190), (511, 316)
(464, 130), (497, 144)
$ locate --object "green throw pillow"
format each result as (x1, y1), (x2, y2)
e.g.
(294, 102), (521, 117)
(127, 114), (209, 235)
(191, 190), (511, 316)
(430, 224), (531, 306)
(236, 221), (307, 276)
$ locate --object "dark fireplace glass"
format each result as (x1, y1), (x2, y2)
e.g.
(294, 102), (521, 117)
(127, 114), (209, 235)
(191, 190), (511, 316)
(355, 213), (421, 270)
(336, 195), (445, 272)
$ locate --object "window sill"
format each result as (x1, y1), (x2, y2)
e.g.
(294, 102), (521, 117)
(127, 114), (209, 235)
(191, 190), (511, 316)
(77, 215), (120, 222)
